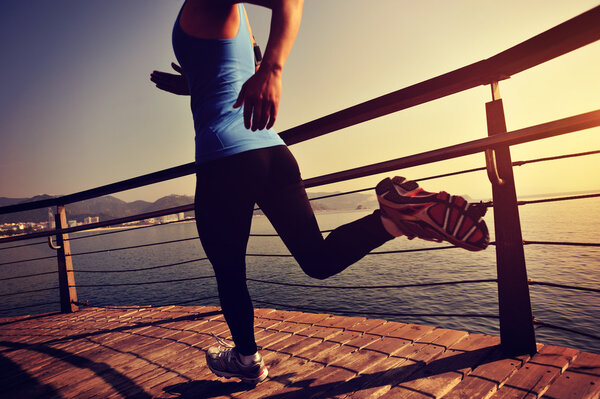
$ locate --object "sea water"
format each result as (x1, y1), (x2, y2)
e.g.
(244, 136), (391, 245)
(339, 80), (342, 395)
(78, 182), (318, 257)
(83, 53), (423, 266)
(1, 197), (598, 353)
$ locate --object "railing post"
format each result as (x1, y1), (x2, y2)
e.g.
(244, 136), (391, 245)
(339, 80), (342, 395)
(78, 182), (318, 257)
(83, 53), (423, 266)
(55, 205), (78, 313)
(486, 82), (536, 355)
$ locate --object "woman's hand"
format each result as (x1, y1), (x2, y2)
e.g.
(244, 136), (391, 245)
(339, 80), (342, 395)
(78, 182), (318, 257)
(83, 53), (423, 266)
(150, 63), (190, 96)
(233, 63), (281, 131)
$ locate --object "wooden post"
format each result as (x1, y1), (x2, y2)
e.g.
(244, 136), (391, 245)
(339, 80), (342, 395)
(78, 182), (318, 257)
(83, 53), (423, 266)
(486, 82), (536, 355)
(55, 205), (78, 313)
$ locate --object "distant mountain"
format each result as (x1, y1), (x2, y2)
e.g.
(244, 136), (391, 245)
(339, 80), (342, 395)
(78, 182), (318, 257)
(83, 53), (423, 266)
(308, 191), (378, 211)
(143, 195), (193, 213)
(0, 194), (194, 224)
(0, 191), (377, 224)
(0, 195), (56, 224)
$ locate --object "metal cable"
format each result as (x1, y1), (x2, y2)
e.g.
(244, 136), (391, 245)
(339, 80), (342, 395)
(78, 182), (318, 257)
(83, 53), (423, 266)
(70, 275), (215, 288)
(0, 271), (57, 282)
(66, 244), (483, 274)
(171, 295), (220, 306)
(524, 240), (600, 247)
(416, 150), (600, 183)
(0, 286), (58, 298)
(0, 240), (47, 251)
(65, 217), (191, 242)
(517, 192), (600, 206)
(0, 301), (60, 313)
(0, 255), (56, 267)
(74, 257), (209, 273)
(528, 280), (600, 293)
(245, 245), (465, 258)
(305, 150), (600, 204)
(307, 187), (375, 202)
(513, 149), (600, 166)
(72, 295), (220, 309)
(252, 299), (500, 319)
(69, 236), (199, 257)
(247, 278), (497, 290)
(53, 245), (465, 275)
(72, 300), (153, 310)
(533, 319), (600, 341)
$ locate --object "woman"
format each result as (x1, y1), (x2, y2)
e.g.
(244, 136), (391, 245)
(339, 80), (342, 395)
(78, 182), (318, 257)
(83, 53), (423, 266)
(151, 0), (488, 385)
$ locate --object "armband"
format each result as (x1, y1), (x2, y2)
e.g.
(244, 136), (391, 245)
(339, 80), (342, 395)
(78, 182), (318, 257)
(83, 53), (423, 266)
(253, 43), (263, 68)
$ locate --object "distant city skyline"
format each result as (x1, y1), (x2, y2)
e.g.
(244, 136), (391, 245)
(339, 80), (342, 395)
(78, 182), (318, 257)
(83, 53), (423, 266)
(1, 1), (598, 203)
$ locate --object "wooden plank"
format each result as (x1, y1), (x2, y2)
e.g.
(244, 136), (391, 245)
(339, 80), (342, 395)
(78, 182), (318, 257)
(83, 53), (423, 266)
(282, 365), (357, 399)
(284, 311), (332, 325)
(255, 330), (294, 349)
(367, 321), (408, 337)
(346, 329), (469, 399)
(327, 330), (364, 345)
(293, 340), (342, 362)
(273, 321), (311, 334)
(385, 323), (437, 342)
(343, 355), (416, 399)
(491, 344), (579, 398)
(361, 336), (412, 357)
(238, 356), (325, 399)
(386, 333), (499, 398)
(444, 348), (531, 398)
(266, 334), (311, 353)
(544, 351), (600, 399)
(278, 336), (323, 356)
(294, 325), (343, 341)
(347, 319), (388, 333)
(315, 315), (367, 329)
(145, 374), (191, 399)
(303, 342), (357, 366)
(344, 334), (384, 350)
(328, 349), (389, 374)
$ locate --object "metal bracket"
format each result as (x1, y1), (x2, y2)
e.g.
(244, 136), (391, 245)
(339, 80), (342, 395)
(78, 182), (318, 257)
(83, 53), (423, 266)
(48, 235), (61, 250)
(485, 148), (505, 186)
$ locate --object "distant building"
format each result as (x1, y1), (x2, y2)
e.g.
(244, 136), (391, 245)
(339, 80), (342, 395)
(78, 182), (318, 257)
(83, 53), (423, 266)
(160, 214), (179, 223)
(83, 216), (100, 224)
(68, 220), (77, 228)
(178, 212), (185, 221)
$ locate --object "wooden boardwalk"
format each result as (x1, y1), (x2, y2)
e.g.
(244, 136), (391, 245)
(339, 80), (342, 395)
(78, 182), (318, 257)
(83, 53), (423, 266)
(1, 306), (598, 398)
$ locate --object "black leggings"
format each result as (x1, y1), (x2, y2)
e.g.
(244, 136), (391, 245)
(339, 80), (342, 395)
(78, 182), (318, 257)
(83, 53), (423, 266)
(194, 145), (392, 355)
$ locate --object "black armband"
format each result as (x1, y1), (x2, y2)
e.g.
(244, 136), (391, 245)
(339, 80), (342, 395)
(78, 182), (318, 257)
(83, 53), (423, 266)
(253, 43), (262, 68)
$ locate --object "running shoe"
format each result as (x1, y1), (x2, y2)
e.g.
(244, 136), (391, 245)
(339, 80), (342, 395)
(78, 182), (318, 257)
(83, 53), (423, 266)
(376, 176), (489, 251)
(205, 336), (268, 384)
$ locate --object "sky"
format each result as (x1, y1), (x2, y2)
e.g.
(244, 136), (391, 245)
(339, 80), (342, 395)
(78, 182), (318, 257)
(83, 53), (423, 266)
(1, 0), (598, 203)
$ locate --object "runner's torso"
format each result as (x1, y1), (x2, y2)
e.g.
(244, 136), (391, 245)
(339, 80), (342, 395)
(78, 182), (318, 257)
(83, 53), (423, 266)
(172, 2), (284, 163)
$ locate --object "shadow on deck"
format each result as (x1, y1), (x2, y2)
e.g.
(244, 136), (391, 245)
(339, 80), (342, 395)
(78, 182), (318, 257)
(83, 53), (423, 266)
(1, 306), (598, 398)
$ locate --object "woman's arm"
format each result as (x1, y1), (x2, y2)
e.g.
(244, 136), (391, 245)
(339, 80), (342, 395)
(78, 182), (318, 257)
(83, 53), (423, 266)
(151, 0), (304, 130)
(231, 0), (304, 130)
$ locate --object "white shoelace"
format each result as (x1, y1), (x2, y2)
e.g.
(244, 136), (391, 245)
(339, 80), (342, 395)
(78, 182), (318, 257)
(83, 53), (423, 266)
(212, 333), (234, 349)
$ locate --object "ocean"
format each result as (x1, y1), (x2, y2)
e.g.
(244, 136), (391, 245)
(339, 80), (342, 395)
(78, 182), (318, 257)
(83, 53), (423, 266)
(1, 197), (599, 354)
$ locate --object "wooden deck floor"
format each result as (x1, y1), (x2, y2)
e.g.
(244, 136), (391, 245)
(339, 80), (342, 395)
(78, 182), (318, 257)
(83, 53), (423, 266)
(1, 306), (598, 398)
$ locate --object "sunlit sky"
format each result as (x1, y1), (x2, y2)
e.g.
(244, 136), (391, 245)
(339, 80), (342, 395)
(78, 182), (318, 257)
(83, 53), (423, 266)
(1, 0), (598, 203)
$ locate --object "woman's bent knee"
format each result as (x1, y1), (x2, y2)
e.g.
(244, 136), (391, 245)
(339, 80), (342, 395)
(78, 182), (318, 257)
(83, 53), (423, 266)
(298, 261), (335, 280)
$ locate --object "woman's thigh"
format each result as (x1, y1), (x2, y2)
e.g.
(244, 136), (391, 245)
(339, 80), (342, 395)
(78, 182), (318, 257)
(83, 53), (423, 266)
(194, 151), (269, 276)
(256, 147), (326, 269)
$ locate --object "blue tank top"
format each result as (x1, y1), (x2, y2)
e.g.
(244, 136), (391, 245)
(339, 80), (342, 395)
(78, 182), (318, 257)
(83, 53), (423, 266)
(172, 3), (285, 163)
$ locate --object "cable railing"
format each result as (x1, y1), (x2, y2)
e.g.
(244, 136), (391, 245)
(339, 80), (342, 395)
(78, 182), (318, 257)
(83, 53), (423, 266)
(0, 6), (599, 355)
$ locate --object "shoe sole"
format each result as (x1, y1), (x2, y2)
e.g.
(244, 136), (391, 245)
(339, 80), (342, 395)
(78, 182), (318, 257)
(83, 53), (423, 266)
(207, 361), (268, 384)
(377, 177), (489, 251)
